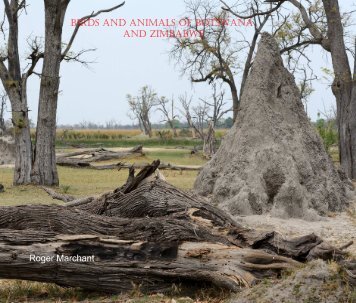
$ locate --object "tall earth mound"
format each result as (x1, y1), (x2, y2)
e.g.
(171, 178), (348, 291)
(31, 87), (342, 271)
(195, 33), (352, 220)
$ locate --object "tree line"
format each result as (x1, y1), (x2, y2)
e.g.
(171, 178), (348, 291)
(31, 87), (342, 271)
(127, 83), (231, 157)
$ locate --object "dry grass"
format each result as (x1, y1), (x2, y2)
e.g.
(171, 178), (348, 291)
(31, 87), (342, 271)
(0, 280), (230, 303)
(0, 168), (200, 206)
(52, 129), (228, 149)
(56, 129), (143, 140)
(53, 129), (228, 140)
(228, 261), (356, 303)
(0, 149), (205, 206)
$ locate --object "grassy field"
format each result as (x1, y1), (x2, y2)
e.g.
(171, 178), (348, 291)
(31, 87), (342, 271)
(50, 129), (227, 148)
(51, 128), (228, 148)
(0, 148), (206, 205)
(0, 280), (230, 303)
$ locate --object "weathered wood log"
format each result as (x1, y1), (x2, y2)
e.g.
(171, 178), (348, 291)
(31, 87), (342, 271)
(42, 160), (164, 203)
(0, 161), (351, 293)
(0, 229), (300, 292)
(0, 202), (348, 292)
(55, 161), (202, 171)
(93, 162), (202, 171)
(42, 186), (75, 202)
(56, 145), (143, 167)
(341, 260), (356, 286)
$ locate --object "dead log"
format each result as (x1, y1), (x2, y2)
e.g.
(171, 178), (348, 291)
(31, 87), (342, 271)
(0, 203), (347, 293)
(56, 145), (143, 167)
(0, 229), (300, 293)
(341, 260), (356, 286)
(55, 161), (202, 171)
(0, 162), (350, 293)
(93, 162), (202, 171)
(42, 186), (75, 202)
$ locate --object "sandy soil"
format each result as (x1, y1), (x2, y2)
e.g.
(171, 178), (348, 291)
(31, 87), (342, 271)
(234, 201), (356, 256)
(230, 259), (354, 303)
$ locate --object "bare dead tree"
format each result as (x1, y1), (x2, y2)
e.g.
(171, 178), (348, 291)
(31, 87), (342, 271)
(156, 96), (179, 137)
(170, 0), (241, 121)
(127, 86), (159, 138)
(0, 0), (125, 185)
(171, 0), (295, 123)
(220, 0), (320, 103)
(178, 93), (199, 138)
(179, 84), (231, 158)
(0, 0), (34, 184)
(31, 1), (126, 186)
(200, 83), (231, 158)
(0, 91), (6, 132)
(179, 94), (209, 141)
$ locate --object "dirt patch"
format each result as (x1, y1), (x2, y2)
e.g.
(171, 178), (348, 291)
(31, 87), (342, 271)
(229, 259), (355, 303)
(234, 208), (356, 259)
(195, 33), (352, 220)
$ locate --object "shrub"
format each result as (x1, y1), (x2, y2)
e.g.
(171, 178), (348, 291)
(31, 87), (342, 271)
(316, 118), (338, 150)
(179, 128), (193, 138)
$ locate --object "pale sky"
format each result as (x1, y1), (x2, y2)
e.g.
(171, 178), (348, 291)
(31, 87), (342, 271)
(1, 0), (356, 125)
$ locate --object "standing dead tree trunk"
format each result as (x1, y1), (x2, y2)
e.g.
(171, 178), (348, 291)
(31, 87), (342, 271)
(31, 0), (70, 186)
(0, 0), (125, 185)
(0, 0), (37, 185)
(201, 84), (231, 158)
(32, 1), (125, 186)
(0, 162), (352, 293)
(203, 121), (216, 158)
(0, 92), (6, 132)
(157, 96), (178, 137)
(178, 94), (199, 138)
(127, 86), (158, 138)
(322, 0), (356, 180)
(179, 85), (230, 158)
(170, 2), (241, 121)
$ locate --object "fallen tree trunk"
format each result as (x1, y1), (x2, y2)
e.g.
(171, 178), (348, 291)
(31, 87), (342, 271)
(56, 146), (143, 167)
(55, 161), (202, 171)
(42, 186), (76, 202)
(0, 161), (352, 293)
(92, 162), (202, 171)
(0, 229), (300, 292)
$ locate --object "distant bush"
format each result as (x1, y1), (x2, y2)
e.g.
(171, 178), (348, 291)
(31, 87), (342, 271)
(224, 117), (234, 128)
(215, 129), (228, 139)
(179, 128), (193, 138)
(156, 130), (173, 140)
(316, 118), (338, 150)
(55, 129), (141, 142)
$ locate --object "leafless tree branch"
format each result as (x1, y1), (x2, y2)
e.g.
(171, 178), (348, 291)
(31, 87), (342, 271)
(61, 1), (125, 60)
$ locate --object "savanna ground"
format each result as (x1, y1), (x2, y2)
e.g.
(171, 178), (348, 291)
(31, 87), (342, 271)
(0, 129), (355, 303)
